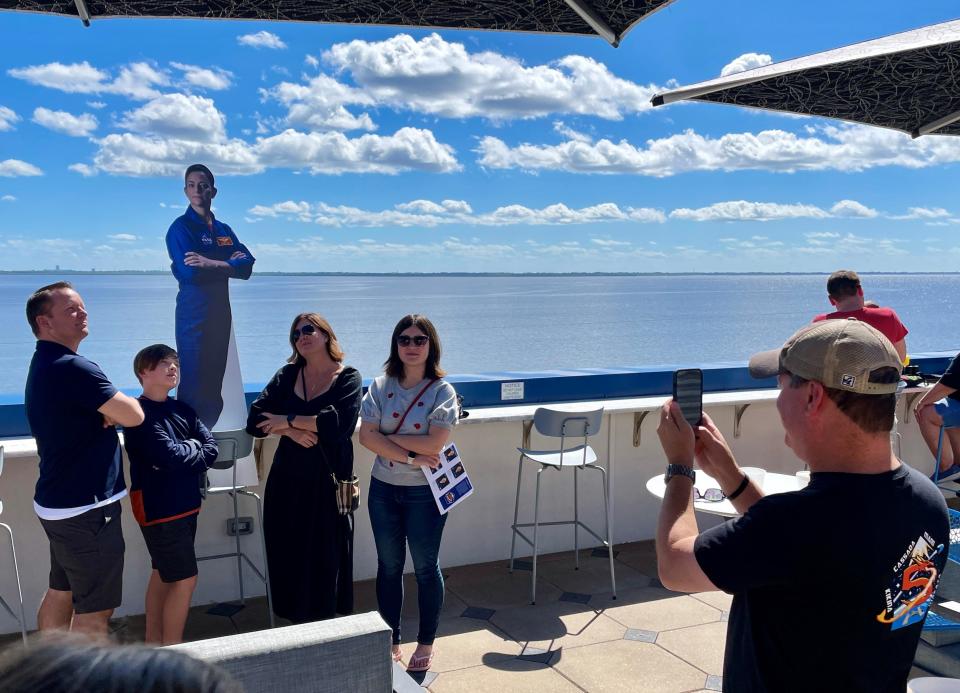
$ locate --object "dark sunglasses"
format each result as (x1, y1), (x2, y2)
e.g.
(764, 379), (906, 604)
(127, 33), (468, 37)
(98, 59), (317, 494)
(397, 335), (429, 347)
(693, 487), (725, 502)
(292, 324), (319, 341)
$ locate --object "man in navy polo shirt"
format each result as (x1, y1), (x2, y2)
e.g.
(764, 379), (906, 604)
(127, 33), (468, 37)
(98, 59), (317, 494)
(24, 282), (144, 636)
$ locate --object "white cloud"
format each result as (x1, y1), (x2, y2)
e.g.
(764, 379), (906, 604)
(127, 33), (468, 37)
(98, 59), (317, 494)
(263, 74), (376, 132)
(170, 62), (233, 91)
(68, 163), (97, 176)
(107, 233), (138, 241)
(91, 133), (261, 176)
(0, 106), (20, 132)
(670, 200), (829, 222)
(32, 107), (98, 137)
(1, 195), (15, 202)
(8, 61), (169, 100)
(248, 198), (664, 227)
(118, 93), (226, 143)
(237, 31), (286, 50)
(477, 124), (960, 176)
(0, 159), (42, 177)
(890, 206), (951, 220)
(720, 52), (773, 77)
(306, 33), (665, 121)
(830, 199), (879, 218)
(87, 101), (107, 109)
(305, 54), (320, 69)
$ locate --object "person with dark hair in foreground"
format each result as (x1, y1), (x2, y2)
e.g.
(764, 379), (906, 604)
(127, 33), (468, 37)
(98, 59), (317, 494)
(0, 637), (242, 692)
(24, 282), (145, 636)
(655, 319), (948, 693)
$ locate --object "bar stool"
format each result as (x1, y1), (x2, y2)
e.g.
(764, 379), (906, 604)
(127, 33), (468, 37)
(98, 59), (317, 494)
(0, 447), (27, 644)
(509, 407), (616, 604)
(196, 430), (274, 627)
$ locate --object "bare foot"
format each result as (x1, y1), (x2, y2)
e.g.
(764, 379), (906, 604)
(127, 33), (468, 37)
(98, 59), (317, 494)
(392, 645), (403, 663)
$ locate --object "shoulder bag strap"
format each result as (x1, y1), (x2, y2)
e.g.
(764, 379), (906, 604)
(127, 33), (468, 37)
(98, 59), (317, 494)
(391, 379), (438, 434)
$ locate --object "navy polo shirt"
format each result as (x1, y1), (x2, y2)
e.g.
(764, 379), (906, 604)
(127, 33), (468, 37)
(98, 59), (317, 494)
(24, 340), (125, 509)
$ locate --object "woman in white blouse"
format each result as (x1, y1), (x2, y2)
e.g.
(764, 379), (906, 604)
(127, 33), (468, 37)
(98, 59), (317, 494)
(359, 315), (458, 673)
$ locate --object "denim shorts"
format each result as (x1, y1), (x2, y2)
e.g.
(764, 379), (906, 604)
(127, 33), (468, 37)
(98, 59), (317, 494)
(935, 397), (960, 428)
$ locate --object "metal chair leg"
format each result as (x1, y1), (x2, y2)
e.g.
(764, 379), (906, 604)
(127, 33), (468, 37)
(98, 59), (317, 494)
(232, 489), (245, 604)
(0, 523), (26, 645)
(509, 454), (525, 573)
(247, 491), (274, 628)
(936, 424), (946, 483)
(573, 466), (580, 570)
(531, 467), (545, 605)
(596, 466), (617, 599)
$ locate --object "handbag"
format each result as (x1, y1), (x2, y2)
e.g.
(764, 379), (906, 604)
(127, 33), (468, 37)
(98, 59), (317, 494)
(297, 366), (360, 515)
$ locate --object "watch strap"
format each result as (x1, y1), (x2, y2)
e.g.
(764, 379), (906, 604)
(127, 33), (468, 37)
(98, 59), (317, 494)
(726, 473), (751, 501)
(664, 463), (695, 484)
(407, 450), (417, 463)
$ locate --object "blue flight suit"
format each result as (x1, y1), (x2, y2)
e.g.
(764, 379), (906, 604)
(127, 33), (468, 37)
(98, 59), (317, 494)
(166, 206), (254, 428)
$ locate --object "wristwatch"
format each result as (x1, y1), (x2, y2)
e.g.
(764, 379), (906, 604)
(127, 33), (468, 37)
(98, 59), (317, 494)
(286, 413), (296, 427)
(406, 450), (417, 464)
(664, 464), (696, 484)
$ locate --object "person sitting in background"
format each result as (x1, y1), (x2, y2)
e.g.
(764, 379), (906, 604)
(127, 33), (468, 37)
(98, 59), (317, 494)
(0, 636), (241, 692)
(914, 352), (960, 481)
(246, 313), (362, 624)
(124, 344), (218, 645)
(655, 319), (947, 693)
(24, 282), (145, 637)
(812, 269), (908, 362)
(358, 314), (458, 673)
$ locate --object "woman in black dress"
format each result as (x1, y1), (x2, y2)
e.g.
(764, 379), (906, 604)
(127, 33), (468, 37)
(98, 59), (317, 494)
(246, 313), (362, 622)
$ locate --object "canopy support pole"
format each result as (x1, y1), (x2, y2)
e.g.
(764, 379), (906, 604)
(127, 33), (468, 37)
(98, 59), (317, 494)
(563, 0), (618, 46)
(914, 108), (960, 138)
(73, 0), (91, 26)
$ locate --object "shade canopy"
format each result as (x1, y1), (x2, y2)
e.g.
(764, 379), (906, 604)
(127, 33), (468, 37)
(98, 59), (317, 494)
(652, 19), (960, 137)
(0, 0), (675, 45)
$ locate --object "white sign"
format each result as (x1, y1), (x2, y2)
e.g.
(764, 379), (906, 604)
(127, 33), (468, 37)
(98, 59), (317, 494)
(501, 381), (524, 401)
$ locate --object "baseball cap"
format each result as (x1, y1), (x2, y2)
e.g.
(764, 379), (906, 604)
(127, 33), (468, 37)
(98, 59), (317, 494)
(748, 319), (902, 394)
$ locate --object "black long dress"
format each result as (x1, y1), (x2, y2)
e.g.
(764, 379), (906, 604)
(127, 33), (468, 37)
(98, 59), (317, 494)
(246, 364), (362, 623)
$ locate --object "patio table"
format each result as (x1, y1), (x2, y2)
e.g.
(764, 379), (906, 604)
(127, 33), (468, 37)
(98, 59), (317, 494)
(645, 468), (807, 518)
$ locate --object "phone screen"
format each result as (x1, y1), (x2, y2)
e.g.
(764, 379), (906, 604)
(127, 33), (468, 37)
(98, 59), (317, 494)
(673, 368), (703, 427)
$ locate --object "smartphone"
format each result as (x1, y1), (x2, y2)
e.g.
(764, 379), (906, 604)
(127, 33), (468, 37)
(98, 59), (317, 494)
(673, 368), (703, 427)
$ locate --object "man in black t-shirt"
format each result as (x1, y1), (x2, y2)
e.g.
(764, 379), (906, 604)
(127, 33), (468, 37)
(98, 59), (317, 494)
(24, 282), (144, 636)
(655, 319), (949, 693)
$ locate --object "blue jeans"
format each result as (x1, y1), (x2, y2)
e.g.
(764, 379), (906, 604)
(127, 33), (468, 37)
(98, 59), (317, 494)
(368, 476), (447, 645)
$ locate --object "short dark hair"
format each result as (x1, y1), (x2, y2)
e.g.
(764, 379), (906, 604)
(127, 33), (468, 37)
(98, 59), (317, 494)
(384, 314), (446, 380)
(184, 163), (214, 187)
(826, 270), (861, 300)
(0, 636), (242, 693)
(134, 344), (178, 384)
(287, 313), (345, 365)
(784, 367), (899, 433)
(25, 281), (74, 337)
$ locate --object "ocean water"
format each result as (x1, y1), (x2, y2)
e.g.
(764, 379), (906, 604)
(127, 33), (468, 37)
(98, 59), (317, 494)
(1, 273), (958, 397)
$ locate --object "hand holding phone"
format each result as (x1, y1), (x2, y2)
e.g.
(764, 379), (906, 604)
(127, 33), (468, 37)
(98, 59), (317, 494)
(673, 368), (703, 428)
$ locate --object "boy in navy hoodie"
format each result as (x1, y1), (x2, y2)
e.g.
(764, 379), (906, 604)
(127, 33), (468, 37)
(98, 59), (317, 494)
(124, 344), (218, 644)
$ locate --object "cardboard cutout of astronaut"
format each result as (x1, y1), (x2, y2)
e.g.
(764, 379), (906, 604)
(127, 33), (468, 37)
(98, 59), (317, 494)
(166, 164), (258, 486)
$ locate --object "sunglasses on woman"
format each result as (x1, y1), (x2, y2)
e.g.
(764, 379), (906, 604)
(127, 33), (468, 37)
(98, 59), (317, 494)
(693, 487), (725, 502)
(292, 324), (319, 341)
(397, 335), (429, 347)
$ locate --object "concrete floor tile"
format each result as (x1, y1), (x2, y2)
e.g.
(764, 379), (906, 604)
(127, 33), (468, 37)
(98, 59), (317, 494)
(602, 588), (722, 632)
(429, 660), (581, 692)
(656, 621), (727, 676)
(690, 591), (733, 612)
(552, 640), (707, 692)
(613, 540), (659, 578)
(444, 562), (562, 609)
(400, 616), (521, 673)
(535, 554), (650, 595)
(490, 600), (626, 651)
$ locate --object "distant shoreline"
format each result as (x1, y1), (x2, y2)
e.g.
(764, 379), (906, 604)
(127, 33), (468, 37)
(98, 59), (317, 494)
(0, 270), (958, 277)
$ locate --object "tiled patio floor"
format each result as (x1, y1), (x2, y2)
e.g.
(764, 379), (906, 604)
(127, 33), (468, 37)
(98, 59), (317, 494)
(0, 539), (950, 691)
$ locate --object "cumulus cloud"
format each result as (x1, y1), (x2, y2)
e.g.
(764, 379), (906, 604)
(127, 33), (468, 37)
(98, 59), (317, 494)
(670, 201), (829, 222)
(107, 233), (138, 241)
(1, 195), (15, 201)
(118, 93), (227, 142)
(889, 206), (951, 220)
(247, 198), (665, 227)
(68, 163), (97, 176)
(170, 62), (233, 91)
(830, 200), (879, 218)
(87, 101), (107, 109)
(32, 107), (98, 137)
(238, 31), (286, 50)
(0, 159), (42, 176)
(720, 52), (773, 77)
(0, 106), (20, 132)
(263, 73), (376, 132)
(8, 61), (168, 100)
(476, 124), (960, 176)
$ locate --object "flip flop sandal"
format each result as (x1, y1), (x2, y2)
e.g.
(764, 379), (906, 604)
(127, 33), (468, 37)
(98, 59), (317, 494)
(406, 651), (434, 672)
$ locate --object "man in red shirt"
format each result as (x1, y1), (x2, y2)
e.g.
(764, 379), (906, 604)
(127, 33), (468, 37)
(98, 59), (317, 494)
(813, 270), (908, 362)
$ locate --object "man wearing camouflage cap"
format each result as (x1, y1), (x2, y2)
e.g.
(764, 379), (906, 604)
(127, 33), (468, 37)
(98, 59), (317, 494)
(654, 319), (948, 693)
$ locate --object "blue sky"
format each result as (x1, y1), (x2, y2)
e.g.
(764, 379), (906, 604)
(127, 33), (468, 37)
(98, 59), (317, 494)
(1, 0), (959, 273)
